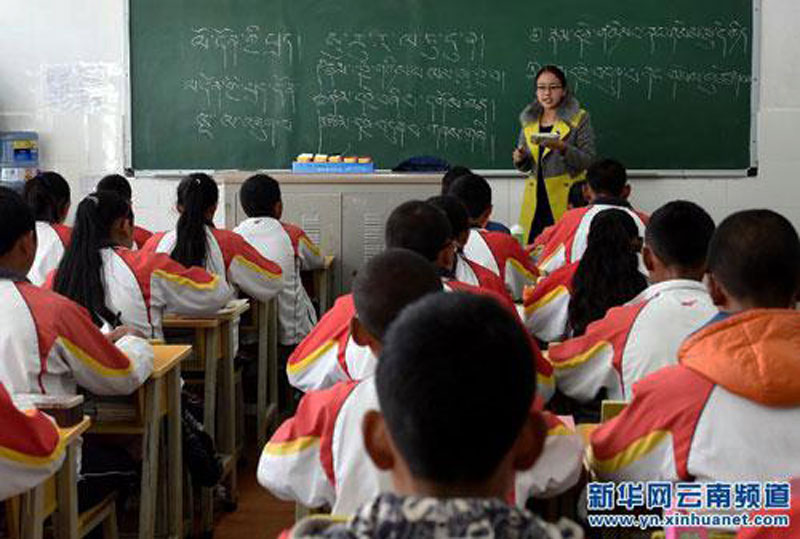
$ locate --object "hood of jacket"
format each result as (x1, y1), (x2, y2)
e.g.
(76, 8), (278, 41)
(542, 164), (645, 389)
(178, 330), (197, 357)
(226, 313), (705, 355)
(520, 93), (582, 126)
(679, 309), (800, 407)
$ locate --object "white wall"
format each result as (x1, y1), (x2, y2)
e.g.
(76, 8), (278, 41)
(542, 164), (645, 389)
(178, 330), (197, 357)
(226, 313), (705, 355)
(1, 0), (799, 230)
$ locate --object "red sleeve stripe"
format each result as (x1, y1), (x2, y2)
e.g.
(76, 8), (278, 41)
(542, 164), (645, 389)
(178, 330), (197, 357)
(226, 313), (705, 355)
(232, 254), (281, 279)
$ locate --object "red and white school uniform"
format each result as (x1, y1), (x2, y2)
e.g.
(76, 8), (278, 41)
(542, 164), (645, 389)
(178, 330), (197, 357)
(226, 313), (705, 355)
(532, 204), (648, 274)
(287, 280), (554, 400)
(144, 225), (283, 304)
(132, 226), (153, 250)
(47, 247), (233, 340)
(0, 275), (152, 397)
(0, 381), (65, 500)
(462, 229), (539, 301)
(453, 254), (512, 302)
(286, 295), (375, 393)
(521, 261), (579, 343)
(234, 217), (325, 346)
(28, 222), (71, 287)
(549, 280), (716, 402)
(257, 376), (583, 515)
(590, 310), (800, 483)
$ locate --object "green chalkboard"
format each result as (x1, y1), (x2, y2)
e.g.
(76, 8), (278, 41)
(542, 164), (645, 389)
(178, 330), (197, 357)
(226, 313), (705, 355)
(130, 0), (754, 170)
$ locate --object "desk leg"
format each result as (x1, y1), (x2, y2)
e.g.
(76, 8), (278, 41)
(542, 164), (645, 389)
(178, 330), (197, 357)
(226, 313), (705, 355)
(268, 300), (279, 421)
(219, 318), (238, 504)
(54, 442), (79, 539)
(21, 484), (44, 539)
(167, 367), (183, 539)
(201, 328), (220, 535)
(257, 301), (269, 447)
(139, 377), (162, 539)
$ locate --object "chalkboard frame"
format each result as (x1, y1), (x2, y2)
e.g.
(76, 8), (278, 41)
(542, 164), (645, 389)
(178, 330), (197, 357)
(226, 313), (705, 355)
(122, 0), (762, 178)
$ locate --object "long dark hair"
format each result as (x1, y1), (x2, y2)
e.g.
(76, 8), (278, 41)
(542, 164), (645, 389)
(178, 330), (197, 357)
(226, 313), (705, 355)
(23, 171), (71, 223)
(568, 209), (646, 336)
(171, 173), (218, 268)
(53, 191), (133, 327)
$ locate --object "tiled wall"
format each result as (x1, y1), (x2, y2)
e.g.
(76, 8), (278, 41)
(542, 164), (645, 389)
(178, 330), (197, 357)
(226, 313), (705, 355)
(2, 0), (798, 230)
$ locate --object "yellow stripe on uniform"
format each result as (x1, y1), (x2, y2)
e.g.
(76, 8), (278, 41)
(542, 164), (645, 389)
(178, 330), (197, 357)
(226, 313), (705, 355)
(287, 340), (337, 375)
(537, 244), (566, 273)
(263, 436), (319, 456)
(537, 372), (555, 388)
(507, 258), (538, 282)
(590, 430), (669, 475)
(551, 341), (610, 370)
(59, 337), (133, 377)
(299, 236), (321, 257)
(153, 269), (220, 290)
(547, 424), (574, 437)
(233, 255), (281, 280)
(524, 285), (568, 316)
(0, 437), (66, 468)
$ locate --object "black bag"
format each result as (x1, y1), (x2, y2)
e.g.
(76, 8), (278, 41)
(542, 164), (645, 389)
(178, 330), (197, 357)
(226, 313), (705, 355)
(182, 392), (223, 487)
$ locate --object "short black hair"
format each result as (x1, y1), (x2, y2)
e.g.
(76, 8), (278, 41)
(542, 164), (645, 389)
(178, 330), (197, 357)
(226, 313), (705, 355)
(385, 201), (452, 262)
(441, 165), (472, 195)
(586, 159), (627, 197)
(377, 292), (535, 484)
(448, 173), (492, 220)
(240, 174), (281, 218)
(96, 174), (132, 201)
(646, 201), (715, 269)
(23, 171), (71, 223)
(427, 195), (469, 240)
(0, 187), (35, 257)
(352, 249), (442, 339)
(568, 181), (588, 208)
(708, 209), (800, 308)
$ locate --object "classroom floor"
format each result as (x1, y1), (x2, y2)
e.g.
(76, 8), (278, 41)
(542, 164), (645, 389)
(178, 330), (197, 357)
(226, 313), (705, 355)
(213, 443), (295, 539)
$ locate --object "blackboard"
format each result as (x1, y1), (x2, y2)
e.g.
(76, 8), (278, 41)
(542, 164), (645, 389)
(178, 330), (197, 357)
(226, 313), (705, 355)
(129, 0), (755, 171)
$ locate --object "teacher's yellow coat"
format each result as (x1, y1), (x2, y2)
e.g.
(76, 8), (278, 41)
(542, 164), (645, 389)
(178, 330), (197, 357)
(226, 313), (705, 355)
(517, 95), (596, 242)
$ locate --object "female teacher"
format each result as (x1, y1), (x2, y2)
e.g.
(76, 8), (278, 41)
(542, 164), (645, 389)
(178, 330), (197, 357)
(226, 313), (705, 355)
(513, 65), (596, 243)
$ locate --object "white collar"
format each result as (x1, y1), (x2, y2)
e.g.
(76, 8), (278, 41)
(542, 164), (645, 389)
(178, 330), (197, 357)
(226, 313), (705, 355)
(631, 279), (708, 304)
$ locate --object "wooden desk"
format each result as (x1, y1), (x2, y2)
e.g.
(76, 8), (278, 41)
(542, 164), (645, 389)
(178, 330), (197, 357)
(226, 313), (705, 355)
(163, 301), (249, 535)
(241, 298), (280, 447)
(21, 417), (91, 539)
(89, 345), (188, 539)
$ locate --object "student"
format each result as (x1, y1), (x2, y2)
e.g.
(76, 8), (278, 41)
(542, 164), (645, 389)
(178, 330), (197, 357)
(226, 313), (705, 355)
(441, 165), (510, 234)
(567, 180), (588, 210)
(23, 171), (72, 286)
(532, 159), (648, 273)
(0, 381), (65, 500)
(548, 201), (716, 403)
(590, 209), (800, 484)
(0, 187), (152, 395)
(51, 190), (232, 339)
(448, 173), (539, 301)
(144, 173), (283, 303)
(261, 252), (583, 518)
(96, 173), (153, 249)
(233, 174), (325, 347)
(286, 200), (517, 393)
(523, 208), (647, 342)
(426, 195), (509, 299)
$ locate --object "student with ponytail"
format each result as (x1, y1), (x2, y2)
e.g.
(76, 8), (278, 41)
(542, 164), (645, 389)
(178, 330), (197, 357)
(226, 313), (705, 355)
(143, 173), (283, 303)
(522, 208), (646, 342)
(23, 171), (72, 285)
(96, 173), (153, 249)
(51, 190), (233, 339)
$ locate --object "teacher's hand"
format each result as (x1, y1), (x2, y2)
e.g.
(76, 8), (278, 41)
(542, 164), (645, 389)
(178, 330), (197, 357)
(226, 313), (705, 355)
(541, 138), (567, 152)
(512, 146), (530, 167)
